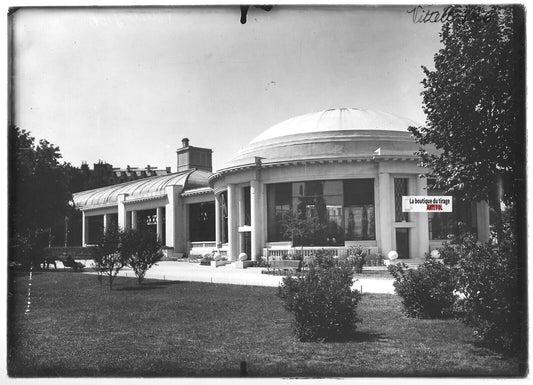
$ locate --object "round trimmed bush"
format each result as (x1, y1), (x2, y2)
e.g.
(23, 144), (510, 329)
(278, 250), (361, 342)
(388, 259), (457, 319)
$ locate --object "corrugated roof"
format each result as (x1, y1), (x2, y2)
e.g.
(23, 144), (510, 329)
(73, 169), (212, 209)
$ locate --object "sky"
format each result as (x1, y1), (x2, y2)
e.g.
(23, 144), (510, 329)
(11, 5), (443, 172)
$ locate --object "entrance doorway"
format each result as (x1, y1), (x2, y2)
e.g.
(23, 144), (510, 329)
(395, 228), (410, 259)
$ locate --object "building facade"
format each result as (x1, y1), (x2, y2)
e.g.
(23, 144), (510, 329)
(73, 140), (215, 258)
(73, 108), (490, 263)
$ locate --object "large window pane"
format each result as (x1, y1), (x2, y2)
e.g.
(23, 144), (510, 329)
(243, 186), (251, 226)
(344, 179), (375, 241)
(266, 179), (375, 245)
(344, 204), (375, 241)
(189, 202), (215, 242)
(394, 178), (409, 222)
(87, 215), (103, 244)
(220, 191), (228, 244)
(267, 183), (292, 242)
(344, 179), (374, 205)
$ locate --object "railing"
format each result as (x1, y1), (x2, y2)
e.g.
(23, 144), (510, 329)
(189, 241), (227, 257)
(190, 241), (217, 249)
(263, 247), (349, 258)
(263, 246), (380, 259)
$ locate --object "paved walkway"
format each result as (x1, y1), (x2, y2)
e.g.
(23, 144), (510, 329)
(81, 260), (396, 294)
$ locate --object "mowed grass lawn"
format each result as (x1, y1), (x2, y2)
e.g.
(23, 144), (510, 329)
(8, 270), (521, 377)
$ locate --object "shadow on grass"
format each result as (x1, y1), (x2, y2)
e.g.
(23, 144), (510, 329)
(323, 330), (389, 343)
(114, 280), (185, 291)
(350, 330), (389, 343)
(296, 330), (389, 344)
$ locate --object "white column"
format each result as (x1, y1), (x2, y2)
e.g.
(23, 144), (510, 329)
(237, 186), (246, 257)
(476, 201), (490, 242)
(259, 182), (267, 249)
(82, 211), (88, 247)
(156, 207), (164, 243)
(415, 176), (429, 261)
(215, 193), (221, 248)
(118, 194), (128, 230)
(103, 213), (112, 233)
(131, 210), (138, 230)
(165, 186), (176, 249)
(238, 186), (245, 226)
(227, 184), (238, 261)
(165, 185), (185, 253)
(183, 203), (190, 252)
(378, 171), (392, 255)
(250, 180), (261, 261)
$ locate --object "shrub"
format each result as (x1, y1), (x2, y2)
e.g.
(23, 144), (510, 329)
(278, 250), (361, 342)
(121, 228), (163, 284)
(12, 230), (49, 270)
(438, 224), (473, 266)
(200, 254), (213, 266)
(93, 226), (127, 290)
(454, 211), (524, 355)
(346, 245), (367, 273)
(388, 259), (457, 319)
(255, 255), (268, 267)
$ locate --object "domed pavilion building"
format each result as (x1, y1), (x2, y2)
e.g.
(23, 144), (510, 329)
(72, 108), (490, 264)
(209, 108), (489, 263)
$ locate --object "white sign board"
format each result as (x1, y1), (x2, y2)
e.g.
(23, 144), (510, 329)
(402, 196), (453, 212)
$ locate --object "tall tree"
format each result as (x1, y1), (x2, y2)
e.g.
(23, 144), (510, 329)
(9, 125), (72, 263)
(409, 8), (526, 362)
(409, 5), (525, 218)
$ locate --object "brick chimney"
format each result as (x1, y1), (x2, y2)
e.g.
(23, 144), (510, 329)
(176, 138), (213, 172)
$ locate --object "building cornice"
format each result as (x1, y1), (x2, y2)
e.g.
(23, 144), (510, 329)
(181, 187), (214, 197)
(208, 155), (419, 185)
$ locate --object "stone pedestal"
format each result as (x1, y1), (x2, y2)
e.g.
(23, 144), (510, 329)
(233, 260), (254, 269)
(210, 260), (230, 267)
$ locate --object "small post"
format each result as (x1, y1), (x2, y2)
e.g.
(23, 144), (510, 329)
(240, 361), (248, 376)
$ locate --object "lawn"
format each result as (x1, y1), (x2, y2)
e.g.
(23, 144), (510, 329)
(8, 270), (522, 377)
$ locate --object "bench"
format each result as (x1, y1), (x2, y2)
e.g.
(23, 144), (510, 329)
(61, 256), (85, 272)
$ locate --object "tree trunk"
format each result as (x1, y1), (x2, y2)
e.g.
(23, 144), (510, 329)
(489, 177), (503, 241)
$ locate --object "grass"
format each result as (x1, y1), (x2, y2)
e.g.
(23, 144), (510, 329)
(8, 270), (522, 377)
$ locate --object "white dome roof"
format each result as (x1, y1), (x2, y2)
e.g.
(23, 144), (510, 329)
(217, 108), (424, 172)
(250, 108), (421, 144)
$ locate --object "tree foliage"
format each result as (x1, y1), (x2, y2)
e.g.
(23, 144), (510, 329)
(121, 228), (163, 284)
(9, 125), (71, 232)
(281, 211), (327, 249)
(9, 125), (73, 264)
(409, 5), (525, 209)
(92, 226), (127, 290)
(440, 209), (524, 356)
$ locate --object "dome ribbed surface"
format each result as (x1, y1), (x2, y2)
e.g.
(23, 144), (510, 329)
(250, 108), (420, 144)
